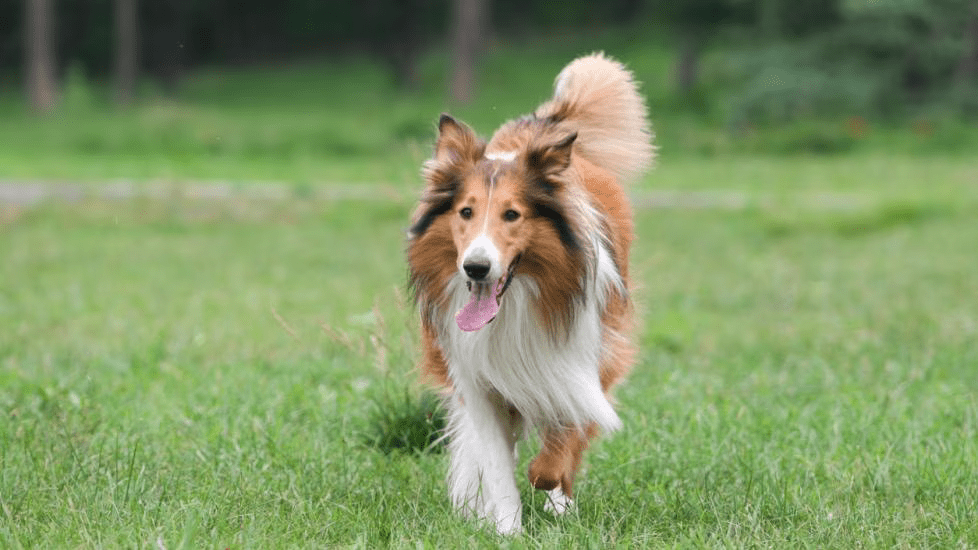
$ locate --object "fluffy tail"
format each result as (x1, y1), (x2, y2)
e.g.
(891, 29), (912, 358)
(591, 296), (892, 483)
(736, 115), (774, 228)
(536, 53), (655, 185)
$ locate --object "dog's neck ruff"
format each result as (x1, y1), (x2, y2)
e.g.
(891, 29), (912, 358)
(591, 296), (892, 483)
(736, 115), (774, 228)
(436, 238), (624, 433)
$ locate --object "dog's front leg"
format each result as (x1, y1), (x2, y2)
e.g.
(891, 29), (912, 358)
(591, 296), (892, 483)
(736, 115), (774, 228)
(446, 387), (522, 534)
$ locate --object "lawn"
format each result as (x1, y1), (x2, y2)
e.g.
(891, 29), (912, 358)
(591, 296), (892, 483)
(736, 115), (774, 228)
(2, 34), (978, 547)
(2, 152), (977, 547)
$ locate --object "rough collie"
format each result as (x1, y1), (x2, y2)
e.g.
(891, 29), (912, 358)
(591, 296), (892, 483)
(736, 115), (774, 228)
(406, 53), (654, 533)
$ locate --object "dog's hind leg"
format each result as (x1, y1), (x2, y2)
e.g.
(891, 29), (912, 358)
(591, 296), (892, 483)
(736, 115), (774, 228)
(527, 423), (598, 513)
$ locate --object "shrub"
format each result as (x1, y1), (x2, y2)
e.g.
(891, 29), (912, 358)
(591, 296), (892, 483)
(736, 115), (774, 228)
(727, 0), (977, 123)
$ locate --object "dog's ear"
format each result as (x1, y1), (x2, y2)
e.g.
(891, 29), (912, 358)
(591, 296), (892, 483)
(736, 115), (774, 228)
(526, 132), (577, 184)
(412, 115), (480, 239)
(434, 114), (483, 164)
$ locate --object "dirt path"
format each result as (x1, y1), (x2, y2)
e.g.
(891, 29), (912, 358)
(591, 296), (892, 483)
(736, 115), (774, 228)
(0, 180), (875, 212)
(0, 180), (410, 206)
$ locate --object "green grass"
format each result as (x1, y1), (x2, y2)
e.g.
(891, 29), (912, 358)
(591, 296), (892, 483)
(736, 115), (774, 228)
(2, 31), (977, 185)
(2, 154), (978, 547)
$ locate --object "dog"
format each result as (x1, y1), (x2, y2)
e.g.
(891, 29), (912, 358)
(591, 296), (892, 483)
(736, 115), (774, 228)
(406, 53), (654, 533)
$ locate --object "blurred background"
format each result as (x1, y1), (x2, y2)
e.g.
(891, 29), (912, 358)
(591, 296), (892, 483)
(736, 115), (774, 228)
(2, 0), (977, 186)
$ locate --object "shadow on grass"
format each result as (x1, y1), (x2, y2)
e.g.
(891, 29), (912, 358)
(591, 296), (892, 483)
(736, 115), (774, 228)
(367, 388), (446, 455)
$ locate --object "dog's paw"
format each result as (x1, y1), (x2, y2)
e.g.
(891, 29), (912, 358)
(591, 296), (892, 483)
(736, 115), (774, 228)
(544, 487), (573, 515)
(490, 502), (523, 535)
(495, 515), (522, 535)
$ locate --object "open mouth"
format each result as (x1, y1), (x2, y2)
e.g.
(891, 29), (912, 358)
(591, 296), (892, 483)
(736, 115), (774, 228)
(455, 255), (520, 332)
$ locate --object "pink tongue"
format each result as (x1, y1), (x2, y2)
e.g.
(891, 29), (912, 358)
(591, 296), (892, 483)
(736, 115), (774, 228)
(455, 281), (501, 332)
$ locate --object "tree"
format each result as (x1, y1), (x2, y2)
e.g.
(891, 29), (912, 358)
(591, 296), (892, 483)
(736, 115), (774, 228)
(142, 0), (192, 96)
(114, 0), (138, 105)
(665, 0), (734, 96)
(730, 0), (978, 123)
(449, 0), (487, 104)
(366, 0), (429, 90)
(25, 0), (57, 113)
(956, 8), (978, 83)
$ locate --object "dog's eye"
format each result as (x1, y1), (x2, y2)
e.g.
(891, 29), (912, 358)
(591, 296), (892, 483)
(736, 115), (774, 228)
(459, 207), (473, 220)
(503, 209), (520, 222)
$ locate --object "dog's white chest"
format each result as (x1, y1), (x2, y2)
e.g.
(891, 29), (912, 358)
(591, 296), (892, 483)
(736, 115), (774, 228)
(439, 277), (621, 431)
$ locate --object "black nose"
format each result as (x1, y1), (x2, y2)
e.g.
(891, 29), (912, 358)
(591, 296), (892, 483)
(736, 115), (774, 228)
(463, 262), (491, 281)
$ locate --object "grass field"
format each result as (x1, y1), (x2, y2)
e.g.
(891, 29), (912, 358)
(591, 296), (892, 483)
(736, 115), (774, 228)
(3, 154), (977, 547)
(2, 35), (978, 548)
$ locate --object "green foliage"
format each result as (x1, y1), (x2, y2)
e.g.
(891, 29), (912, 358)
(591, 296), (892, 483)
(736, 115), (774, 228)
(648, 0), (738, 29)
(728, 53), (877, 124)
(740, 118), (860, 154)
(728, 0), (977, 123)
(60, 64), (101, 112)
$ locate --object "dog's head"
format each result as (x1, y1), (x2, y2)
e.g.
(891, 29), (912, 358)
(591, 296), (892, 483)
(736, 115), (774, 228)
(408, 115), (582, 331)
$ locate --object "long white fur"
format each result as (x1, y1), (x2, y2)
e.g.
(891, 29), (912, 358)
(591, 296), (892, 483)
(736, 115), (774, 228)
(433, 237), (623, 533)
(445, 386), (524, 534)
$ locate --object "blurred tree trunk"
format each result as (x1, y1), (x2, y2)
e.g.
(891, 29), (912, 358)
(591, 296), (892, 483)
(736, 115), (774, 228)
(956, 12), (978, 82)
(114, 0), (138, 105)
(145, 0), (189, 96)
(613, 0), (644, 22)
(389, 41), (422, 91)
(450, 0), (487, 104)
(25, 0), (57, 113)
(61, 0), (96, 69)
(371, 0), (424, 91)
(758, 0), (781, 39)
(675, 30), (700, 96)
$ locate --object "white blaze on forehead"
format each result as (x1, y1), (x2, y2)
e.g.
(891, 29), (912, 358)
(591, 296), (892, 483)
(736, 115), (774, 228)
(460, 164), (506, 281)
(485, 150), (518, 162)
